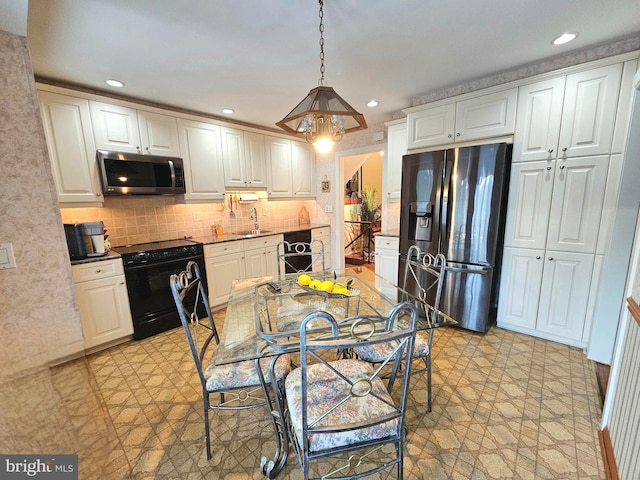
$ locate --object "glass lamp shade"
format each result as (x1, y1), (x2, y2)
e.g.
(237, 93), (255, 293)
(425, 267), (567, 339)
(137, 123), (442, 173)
(276, 86), (367, 146)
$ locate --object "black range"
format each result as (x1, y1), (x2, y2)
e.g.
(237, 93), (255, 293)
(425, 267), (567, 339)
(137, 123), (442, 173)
(115, 239), (207, 340)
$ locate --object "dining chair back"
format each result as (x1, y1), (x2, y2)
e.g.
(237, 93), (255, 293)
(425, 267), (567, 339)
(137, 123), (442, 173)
(285, 302), (418, 479)
(170, 261), (291, 461)
(277, 239), (325, 279)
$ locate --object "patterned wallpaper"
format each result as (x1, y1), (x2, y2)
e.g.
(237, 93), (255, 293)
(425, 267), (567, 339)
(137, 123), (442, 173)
(0, 30), (84, 377)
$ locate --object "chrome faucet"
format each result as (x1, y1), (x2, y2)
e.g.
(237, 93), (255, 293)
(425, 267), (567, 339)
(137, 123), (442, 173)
(250, 207), (259, 231)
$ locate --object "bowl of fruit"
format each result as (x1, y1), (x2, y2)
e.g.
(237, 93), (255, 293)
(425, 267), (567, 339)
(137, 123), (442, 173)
(296, 273), (358, 298)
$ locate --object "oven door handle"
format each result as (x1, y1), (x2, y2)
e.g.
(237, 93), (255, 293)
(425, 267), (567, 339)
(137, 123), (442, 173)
(123, 255), (204, 271)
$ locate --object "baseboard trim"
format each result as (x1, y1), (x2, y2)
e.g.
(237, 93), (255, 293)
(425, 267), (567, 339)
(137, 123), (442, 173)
(599, 426), (619, 480)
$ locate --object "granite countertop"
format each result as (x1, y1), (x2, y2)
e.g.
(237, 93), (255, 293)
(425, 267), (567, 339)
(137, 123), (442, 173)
(375, 230), (400, 237)
(192, 223), (330, 245)
(70, 251), (121, 265)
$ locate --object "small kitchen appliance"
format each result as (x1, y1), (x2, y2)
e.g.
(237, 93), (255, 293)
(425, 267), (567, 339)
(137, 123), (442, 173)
(63, 223), (87, 260)
(81, 221), (106, 257)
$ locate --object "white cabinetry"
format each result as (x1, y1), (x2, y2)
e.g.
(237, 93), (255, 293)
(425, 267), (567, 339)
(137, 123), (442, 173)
(499, 248), (594, 344)
(407, 88), (517, 149)
(204, 241), (245, 307)
(221, 127), (267, 189)
(71, 259), (133, 350)
(38, 91), (103, 204)
(385, 121), (407, 200)
(90, 101), (181, 156)
(374, 236), (399, 285)
(177, 119), (225, 201)
(312, 226), (331, 271)
(266, 136), (316, 198)
(514, 64), (623, 162)
(244, 235), (283, 278)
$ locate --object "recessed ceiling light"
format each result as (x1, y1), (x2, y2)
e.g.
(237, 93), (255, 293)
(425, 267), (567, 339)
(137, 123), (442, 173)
(222, 108), (234, 114)
(105, 79), (124, 88)
(552, 33), (578, 45)
(367, 99), (379, 108)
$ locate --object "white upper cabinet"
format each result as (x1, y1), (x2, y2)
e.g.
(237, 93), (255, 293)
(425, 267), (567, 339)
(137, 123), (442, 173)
(558, 64), (622, 158)
(513, 77), (566, 162)
(221, 127), (267, 189)
(291, 141), (315, 197)
(137, 110), (181, 157)
(177, 119), (225, 201)
(385, 122), (407, 200)
(407, 88), (517, 149)
(515, 64), (622, 162)
(90, 101), (181, 156)
(38, 91), (103, 204)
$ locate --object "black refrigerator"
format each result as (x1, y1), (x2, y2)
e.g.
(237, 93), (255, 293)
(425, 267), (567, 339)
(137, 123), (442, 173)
(399, 143), (512, 333)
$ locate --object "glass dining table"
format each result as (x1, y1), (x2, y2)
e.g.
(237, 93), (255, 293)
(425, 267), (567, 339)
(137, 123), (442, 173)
(213, 268), (456, 478)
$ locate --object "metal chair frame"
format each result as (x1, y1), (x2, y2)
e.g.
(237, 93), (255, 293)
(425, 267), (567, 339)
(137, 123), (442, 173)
(276, 239), (326, 279)
(285, 302), (418, 479)
(170, 261), (288, 467)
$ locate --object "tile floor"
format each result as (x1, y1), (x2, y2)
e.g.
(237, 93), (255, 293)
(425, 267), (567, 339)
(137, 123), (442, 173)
(1, 290), (605, 479)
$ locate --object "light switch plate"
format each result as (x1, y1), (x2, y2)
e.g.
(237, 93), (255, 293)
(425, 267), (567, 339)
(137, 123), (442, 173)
(0, 243), (17, 269)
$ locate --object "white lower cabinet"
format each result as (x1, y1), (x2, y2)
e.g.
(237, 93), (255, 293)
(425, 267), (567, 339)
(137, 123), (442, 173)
(497, 247), (594, 346)
(71, 259), (133, 350)
(374, 236), (399, 285)
(205, 235), (283, 307)
(204, 241), (245, 307)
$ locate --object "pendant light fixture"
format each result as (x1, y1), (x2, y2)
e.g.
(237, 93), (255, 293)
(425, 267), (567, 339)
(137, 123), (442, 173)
(276, 0), (367, 153)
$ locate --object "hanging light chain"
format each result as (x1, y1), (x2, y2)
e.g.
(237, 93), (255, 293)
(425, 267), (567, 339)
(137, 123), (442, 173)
(318, 0), (326, 86)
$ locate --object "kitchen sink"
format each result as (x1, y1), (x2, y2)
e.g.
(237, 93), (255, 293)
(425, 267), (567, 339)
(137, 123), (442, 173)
(237, 229), (272, 237)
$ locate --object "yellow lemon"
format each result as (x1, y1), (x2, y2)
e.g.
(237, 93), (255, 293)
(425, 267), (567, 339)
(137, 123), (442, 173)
(308, 279), (321, 289)
(333, 287), (350, 295)
(297, 274), (311, 286)
(318, 280), (334, 292)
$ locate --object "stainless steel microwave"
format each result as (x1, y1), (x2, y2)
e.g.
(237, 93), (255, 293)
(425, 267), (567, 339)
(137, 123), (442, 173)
(97, 150), (186, 195)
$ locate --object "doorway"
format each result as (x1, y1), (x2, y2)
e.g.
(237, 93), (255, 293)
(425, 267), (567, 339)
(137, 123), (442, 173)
(335, 145), (385, 272)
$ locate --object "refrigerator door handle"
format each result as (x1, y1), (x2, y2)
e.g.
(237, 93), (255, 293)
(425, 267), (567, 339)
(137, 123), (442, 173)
(444, 262), (488, 275)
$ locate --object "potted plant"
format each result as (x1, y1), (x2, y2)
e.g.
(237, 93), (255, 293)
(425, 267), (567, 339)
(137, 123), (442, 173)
(360, 186), (378, 223)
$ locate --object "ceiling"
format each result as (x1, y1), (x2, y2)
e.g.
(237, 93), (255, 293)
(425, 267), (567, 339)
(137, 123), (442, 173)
(22, 0), (640, 132)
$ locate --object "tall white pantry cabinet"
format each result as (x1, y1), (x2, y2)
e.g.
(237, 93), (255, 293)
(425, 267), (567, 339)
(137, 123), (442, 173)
(497, 59), (638, 347)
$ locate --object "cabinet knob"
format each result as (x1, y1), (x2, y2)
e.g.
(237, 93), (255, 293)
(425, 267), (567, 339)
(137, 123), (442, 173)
(96, 269), (102, 273)
(559, 165), (565, 170)
(456, 132), (461, 137)
(448, 134), (452, 138)
(536, 256), (541, 260)
(562, 147), (568, 152)
(145, 147), (150, 152)
(546, 166), (552, 171)
(548, 257), (554, 261)
(119, 282), (125, 285)
(548, 149), (554, 154)
(136, 146), (141, 152)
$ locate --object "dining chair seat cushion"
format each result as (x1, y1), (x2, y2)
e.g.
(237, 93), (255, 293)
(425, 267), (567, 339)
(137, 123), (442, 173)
(204, 353), (292, 392)
(285, 359), (399, 453)
(354, 330), (430, 362)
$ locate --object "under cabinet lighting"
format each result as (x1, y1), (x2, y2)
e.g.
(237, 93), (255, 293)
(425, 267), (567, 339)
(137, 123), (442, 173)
(105, 79), (124, 88)
(222, 108), (234, 114)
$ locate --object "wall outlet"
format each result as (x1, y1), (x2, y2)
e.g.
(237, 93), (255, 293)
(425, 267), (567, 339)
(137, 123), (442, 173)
(262, 207), (267, 216)
(0, 243), (17, 269)
(192, 211), (202, 222)
(325, 205), (334, 213)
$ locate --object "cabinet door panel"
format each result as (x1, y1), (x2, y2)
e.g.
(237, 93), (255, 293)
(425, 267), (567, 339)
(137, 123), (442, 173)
(221, 127), (247, 188)
(558, 64), (622, 157)
(137, 110), (181, 157)
(546, 156), (608, 253)
(497, 247), (544, 330)
(455, 88), (517, 142)
(407, 104), (455, 149)
(514, 77), (565, 162)
(291, 142), (315, 197)
(244, 131), (267, 187)
(503, 161), (555, 249)
(75, 277), (133, 348)
(536, 252), (593, 342)
(90, 101), (141, 153)
(205, 252), (245, 306)
(178, 119), (225, 201)
(385, 123), (407, 199)
(266, 136), (292, 197)
(245, 248), (267, 278)
(38, 92), (102, 203)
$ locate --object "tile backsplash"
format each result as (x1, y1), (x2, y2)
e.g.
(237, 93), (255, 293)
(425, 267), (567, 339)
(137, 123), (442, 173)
(60, 196), (317, 246)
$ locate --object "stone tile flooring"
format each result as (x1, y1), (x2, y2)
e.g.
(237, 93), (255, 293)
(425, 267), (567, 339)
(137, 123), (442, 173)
(2, 295), (605, 479)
